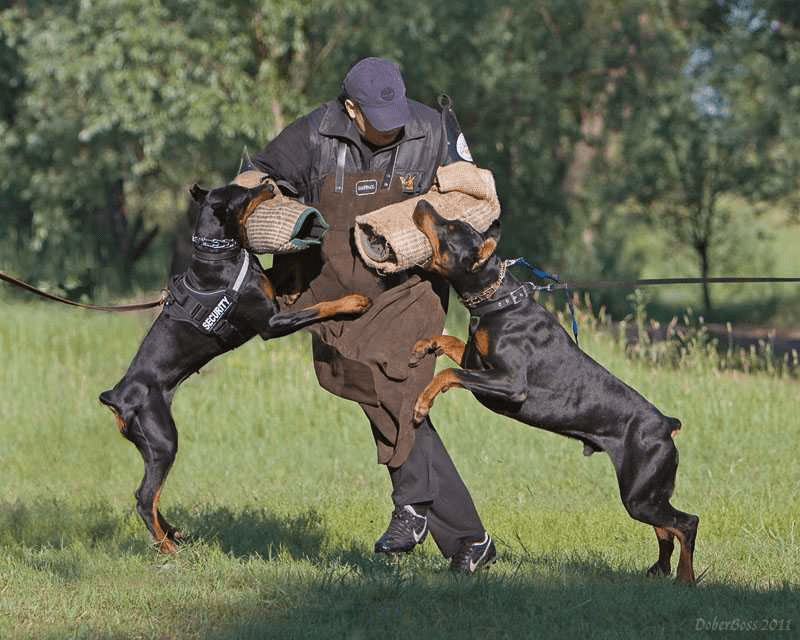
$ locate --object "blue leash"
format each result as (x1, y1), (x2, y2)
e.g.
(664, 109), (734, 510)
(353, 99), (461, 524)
(508, 257), (579, 343)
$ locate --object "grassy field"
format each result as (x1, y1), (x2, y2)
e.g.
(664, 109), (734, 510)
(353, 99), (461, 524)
(0, 300), (797, 639)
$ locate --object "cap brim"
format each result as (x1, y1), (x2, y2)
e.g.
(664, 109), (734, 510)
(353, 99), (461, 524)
(361, 98), (411, 132)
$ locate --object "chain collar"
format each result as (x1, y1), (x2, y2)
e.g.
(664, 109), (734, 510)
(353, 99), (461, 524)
(459, 259), (511, 308)
(191, 235), (240, 251)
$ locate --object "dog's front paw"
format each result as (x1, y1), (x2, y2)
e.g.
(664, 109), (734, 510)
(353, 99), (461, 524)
(409, 338), (441, 368)
(412, 395), (431, 424)
(342, 293), (372, 315)
(155, 537), (179, 554)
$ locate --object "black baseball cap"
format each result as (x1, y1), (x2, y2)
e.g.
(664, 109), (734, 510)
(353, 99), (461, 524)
(342, 57), (411, 132)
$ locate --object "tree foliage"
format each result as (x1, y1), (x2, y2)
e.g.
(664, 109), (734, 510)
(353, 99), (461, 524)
(609, 0), (799, 312)
(0, 0), (797, 311)
(0, 0), (357, 294)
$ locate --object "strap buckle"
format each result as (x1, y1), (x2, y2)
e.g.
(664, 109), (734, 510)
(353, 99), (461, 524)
(509, 286), (528, 305)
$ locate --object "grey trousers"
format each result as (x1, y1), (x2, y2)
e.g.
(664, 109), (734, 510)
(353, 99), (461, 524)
(386, 417), (486, 558)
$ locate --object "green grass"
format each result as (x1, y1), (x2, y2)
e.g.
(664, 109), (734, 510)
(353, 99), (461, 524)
(1, 301), (798, 639)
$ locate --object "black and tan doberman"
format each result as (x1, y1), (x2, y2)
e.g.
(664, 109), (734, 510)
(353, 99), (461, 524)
(100, 181), (370, 552)
(409, 200), (698, 583)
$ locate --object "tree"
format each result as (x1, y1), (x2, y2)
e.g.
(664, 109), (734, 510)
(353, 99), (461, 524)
(758, 0), (800, 218)
(2, 0), (798, 310)
(610, 0), (797, 314)
(3, 0), (697, 296)
(0, 0), (364, 295)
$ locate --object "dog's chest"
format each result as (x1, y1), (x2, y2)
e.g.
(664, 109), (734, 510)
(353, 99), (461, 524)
(185, 262), (236, 293)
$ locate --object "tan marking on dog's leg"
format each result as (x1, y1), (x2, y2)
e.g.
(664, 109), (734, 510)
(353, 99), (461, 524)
(151, 487), (177, 554)
(157, 510), (184, 542)
(647, 527), (675, 577)
(666, 526), (695, 583)
(258, 273), (275, 299)
(413, 369), (464, 423)
(411, 335), (466, 366)
(312, 294), (371, 319)
(472, 327), (490, 357)
(436, 335), (467, 363)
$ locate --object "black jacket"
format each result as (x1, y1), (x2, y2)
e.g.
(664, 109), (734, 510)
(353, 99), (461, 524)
(252, 97), (446, 204)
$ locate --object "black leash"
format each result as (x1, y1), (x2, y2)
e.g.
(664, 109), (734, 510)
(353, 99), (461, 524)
(5, 260), (799, 318)
(564, 276), (800, 289)
(508, 259), (800, 346)
(0, 270), (166, 312)
(508, 258), (579, 341)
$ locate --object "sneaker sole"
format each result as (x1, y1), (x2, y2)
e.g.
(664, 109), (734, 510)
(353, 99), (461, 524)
(374, 542), (421, 555)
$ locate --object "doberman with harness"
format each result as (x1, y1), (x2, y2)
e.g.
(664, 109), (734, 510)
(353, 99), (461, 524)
(99, 181), (370, 552)
(409, 200), (699, 583)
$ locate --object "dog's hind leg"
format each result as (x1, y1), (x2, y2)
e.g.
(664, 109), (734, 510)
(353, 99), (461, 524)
(130, 405), (181, 553)
(100, 383), (182, 553)
(648, 527), (675, 577)
(615, 424), (698, 583)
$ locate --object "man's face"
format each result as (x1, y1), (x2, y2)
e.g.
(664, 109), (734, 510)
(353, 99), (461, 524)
(345, 99), (403, 147)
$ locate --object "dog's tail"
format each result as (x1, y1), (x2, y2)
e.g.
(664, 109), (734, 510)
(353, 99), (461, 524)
(667, 416), (682, 438)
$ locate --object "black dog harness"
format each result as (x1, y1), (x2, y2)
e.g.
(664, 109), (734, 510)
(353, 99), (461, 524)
(165, 248), (252, 343)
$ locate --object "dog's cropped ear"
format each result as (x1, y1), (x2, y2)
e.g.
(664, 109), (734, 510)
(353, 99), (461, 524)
(189, 184), (208, 203)
(253, 180), (275, 195)
(469, 219), (501, 271)
(470, 236), (497, 271)
(244, 180), (276, 205)
(483, 218), (501, 244)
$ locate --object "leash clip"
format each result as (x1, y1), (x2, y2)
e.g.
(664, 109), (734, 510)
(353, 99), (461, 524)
(509, 286), (528, 305)
(510, 256), (579, 344)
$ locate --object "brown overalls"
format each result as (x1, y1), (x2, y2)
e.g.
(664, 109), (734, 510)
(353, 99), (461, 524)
(290, 144), (447, 467)
(274, 139), (485, 557)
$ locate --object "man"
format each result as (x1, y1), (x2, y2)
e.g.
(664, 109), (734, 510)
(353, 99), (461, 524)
(252, 57), (495, 572)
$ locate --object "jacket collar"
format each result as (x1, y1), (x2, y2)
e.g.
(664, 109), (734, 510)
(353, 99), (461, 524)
(317, 98), (427, 148)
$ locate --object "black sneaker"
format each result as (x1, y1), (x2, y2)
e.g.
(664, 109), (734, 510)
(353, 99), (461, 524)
(449, 533), (496, 573)
(374, 505), (428, 554)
